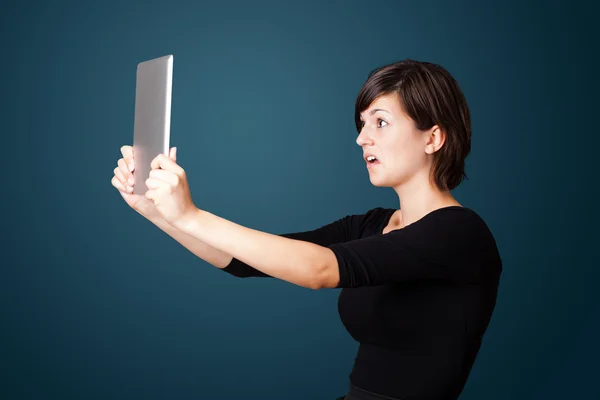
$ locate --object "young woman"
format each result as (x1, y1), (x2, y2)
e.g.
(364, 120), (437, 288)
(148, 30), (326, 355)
(112, 59), (502, 400)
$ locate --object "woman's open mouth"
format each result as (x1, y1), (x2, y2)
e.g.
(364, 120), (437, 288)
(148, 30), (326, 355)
(366, 159), (380, 168)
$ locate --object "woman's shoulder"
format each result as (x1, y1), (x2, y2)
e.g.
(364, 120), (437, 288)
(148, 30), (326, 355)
(414, 206), (502, 268)
(347, 205), (497, 242)
(341, 206), (395, 238)
(419, 205), (490, 230)
(386, 206), (499, 252)
(349, 206), (484, 236)
(442, 206), (497, 242)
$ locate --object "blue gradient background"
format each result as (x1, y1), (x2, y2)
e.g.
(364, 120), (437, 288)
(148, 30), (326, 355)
(1, 0), (597, 398)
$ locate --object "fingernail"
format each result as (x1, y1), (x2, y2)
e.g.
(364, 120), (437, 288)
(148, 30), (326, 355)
(128, 177), (134, 186)
(174, 147), (177, 156)
(128, 162), (134, 171)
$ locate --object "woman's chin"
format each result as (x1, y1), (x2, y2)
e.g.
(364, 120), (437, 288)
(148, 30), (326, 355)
(369, 177), (387, 187)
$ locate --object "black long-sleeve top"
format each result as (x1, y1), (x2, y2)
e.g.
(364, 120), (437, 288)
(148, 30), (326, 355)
(222, 206), (502, 400)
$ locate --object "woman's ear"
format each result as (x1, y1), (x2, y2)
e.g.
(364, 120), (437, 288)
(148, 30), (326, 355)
(425, 125), (445, 154)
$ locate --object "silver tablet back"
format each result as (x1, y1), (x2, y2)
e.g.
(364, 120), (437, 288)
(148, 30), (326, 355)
(132, 54), (173, 195)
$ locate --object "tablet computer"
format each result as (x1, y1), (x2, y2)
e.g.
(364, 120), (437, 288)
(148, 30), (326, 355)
(132, 54), (173, 195)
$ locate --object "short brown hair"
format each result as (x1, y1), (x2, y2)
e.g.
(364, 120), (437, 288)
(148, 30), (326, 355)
(355, 59), (471, 191)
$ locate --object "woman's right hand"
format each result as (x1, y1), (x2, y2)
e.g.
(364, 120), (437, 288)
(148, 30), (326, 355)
(111, 145), (177, 220)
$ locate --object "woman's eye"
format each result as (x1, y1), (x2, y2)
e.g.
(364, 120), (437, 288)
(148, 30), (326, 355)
(359, 119), (386, 130)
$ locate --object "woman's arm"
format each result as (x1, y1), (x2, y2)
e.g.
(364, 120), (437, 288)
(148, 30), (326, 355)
(171, 209), (330, 289)
(148, 215), (234, 269)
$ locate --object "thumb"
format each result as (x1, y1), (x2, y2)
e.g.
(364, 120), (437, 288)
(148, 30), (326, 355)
(169, 147), (177, 162)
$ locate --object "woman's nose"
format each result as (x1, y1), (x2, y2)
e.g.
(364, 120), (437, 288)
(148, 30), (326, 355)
(356, 128), (373, 146)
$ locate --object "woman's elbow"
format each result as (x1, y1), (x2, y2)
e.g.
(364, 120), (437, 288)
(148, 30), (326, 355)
(312, 248), (340, 290)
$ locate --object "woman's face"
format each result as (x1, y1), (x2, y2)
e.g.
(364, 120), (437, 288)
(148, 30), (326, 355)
(356, 92), (433, 187)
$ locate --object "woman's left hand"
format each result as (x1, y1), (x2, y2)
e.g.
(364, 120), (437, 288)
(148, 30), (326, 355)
(145, 148), (198, 226)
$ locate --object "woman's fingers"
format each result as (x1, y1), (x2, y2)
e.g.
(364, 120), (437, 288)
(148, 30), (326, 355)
(113, 168), (133, 193)
(114, 166), (126, 186)
(120, 145), (133, 161)
(111, 175), (132, 194)
(145, 177), (161, 190)
(169, 146), (177, 162)
(148, 168), (179, 186)
(114, 145), (136, 195)
(117, 158), (134, 186)
(120, 145), (135, 172)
